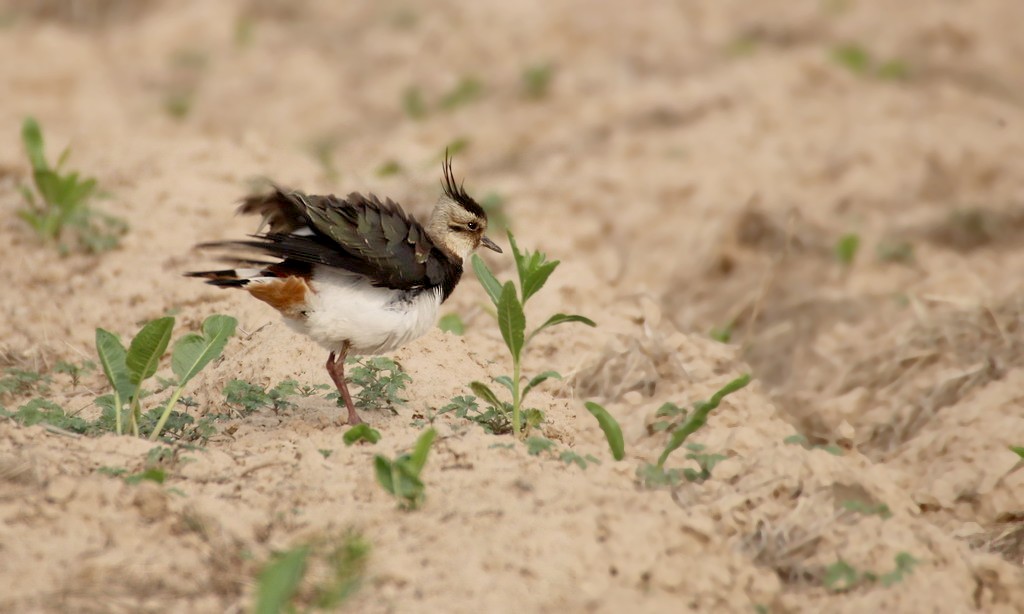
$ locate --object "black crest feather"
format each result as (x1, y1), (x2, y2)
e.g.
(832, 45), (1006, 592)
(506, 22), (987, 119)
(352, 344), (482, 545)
(441, 151), (486, 218)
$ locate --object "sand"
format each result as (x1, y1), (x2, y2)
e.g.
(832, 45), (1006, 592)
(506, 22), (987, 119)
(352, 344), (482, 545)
(3, 1), (1024, 612)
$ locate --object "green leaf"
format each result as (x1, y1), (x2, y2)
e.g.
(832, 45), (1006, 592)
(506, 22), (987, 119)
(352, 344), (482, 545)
(522, 370), (561, 399)
(497, 282), (525, 362)
(508, 231), (527, 287)
(823, 559), (860, 592)
(374, 456), (395, 494)
(584, 402), (625, 460)
(437, 313), (465, 335)
(521, 261), (559, 303)
(21, 117), (47, 172)
(493, 375), (515, 395)
(126, 317), (175, 386)
(344, 423), (382, 446)
(657, 374), (751, 467)
(254, 546), (311, 614)
(471, 254), (502, 306)
(95, 328), (135, 400)
(469, 381), (503, 409)
(170, 314), (237, 387)
(526, 436), (556, 455)
(124, 467), (167, 485)
(408, 428), (437, 474)
(835, 233), (860, 265)
(528, 313), (596, 342)
(1011, 446), (1024, 460)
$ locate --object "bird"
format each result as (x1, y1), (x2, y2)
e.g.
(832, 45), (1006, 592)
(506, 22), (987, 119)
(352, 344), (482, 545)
(186, 154), (502, 425)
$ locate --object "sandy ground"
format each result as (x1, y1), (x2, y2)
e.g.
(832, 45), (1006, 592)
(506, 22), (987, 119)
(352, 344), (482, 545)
(3, 1), (1024, 612)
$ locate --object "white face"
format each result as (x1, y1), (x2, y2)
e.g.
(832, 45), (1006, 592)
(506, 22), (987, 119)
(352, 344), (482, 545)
(429, 197), (488, 259)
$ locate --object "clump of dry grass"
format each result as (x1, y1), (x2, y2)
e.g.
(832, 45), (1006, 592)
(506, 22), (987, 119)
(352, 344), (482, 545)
(570, 327), (690, 400)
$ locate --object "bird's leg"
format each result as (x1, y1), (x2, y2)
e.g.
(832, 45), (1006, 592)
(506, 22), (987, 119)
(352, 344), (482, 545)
(326, 349), (364, 425)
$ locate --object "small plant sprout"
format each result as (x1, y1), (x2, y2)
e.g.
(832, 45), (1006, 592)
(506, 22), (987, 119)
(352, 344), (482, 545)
(344, 423), (381, 446)
(471, 231), (596, 439)
(96, 314), (236, 439)
(835, 233), (860, 266)
(18, 117), (127, 253)
(823, 552), (918, 593)
(584, 401), (625, 460)
(522, 62), (555, 99)
(255, 532), (370, 613)
(439, 75), (483, 110)
(223, 379), (298, 414)
(374, 428), (437, 510)
(637, 374), (752, 487)
(333, 357), (411, 414)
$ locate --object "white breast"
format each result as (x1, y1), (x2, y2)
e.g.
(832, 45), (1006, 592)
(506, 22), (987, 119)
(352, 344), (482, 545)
(296, 269), (442, 355)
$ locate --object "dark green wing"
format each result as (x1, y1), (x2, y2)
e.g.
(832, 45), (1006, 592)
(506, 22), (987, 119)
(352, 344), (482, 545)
(202, 188), (462, 299)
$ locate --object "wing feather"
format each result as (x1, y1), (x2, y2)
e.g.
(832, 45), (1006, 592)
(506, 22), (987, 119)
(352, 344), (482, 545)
(199, 187), (461, 298)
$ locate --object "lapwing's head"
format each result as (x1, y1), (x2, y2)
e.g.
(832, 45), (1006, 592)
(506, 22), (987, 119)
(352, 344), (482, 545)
(428, 154), (502, 260)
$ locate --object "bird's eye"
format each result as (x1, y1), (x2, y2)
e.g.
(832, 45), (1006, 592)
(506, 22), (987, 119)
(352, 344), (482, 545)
(466, 221), (479, 231)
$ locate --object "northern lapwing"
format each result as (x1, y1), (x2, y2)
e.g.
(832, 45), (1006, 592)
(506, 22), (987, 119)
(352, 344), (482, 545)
(187, 154), (501, 425)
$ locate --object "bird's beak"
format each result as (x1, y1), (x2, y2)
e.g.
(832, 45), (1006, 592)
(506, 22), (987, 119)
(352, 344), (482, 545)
(481, 235), (502, 253)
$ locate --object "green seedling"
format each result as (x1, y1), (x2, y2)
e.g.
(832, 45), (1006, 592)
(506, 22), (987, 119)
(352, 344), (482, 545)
(680, 443), (726, 483)
(471, 231), (596, 439)
(1011, 446), (1024, 459)
(522, 63), (555, 99)
(439, 76), (483, 110)
(234, 14), (255, 47)
(709, 323), (734, 343)
(526, 436), (557, 456)
(319, 449), (333, 458)
(54, 359), (95, 388)
(255, 532), (369, 614)
(374, 428), (436, 510)
(96, 314), (236, 439)
(0, 398), (90, 434)
(832, 44), (871, 74)
(784, 433), (844, 456)
(441, 137), (470, 159)
(637, 375), (751, 487)
(0, 367), (51, 398)
(18, 117), (126, 253)
(438, 394), (512, 434)
(823, 552), (917, 592)
(655, 374), (750, 467)
(256, 546), (310, 614)
(224, 379), (300, 413)
(438, 313), (465, 335)
(830, 44), (911, 81)
(560, 450), (600, 469)
(331, 357), (410, 413)
(163, 90), (194, 120)
(840, 500), (893, 519)
(124, 467), (167, 485)
(584, 401), (625, 460)
(376, 159), (403, 177)
(525, 436), (599, 469)
(835, 233), (860, 266)
(344, 423), (381, 446)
